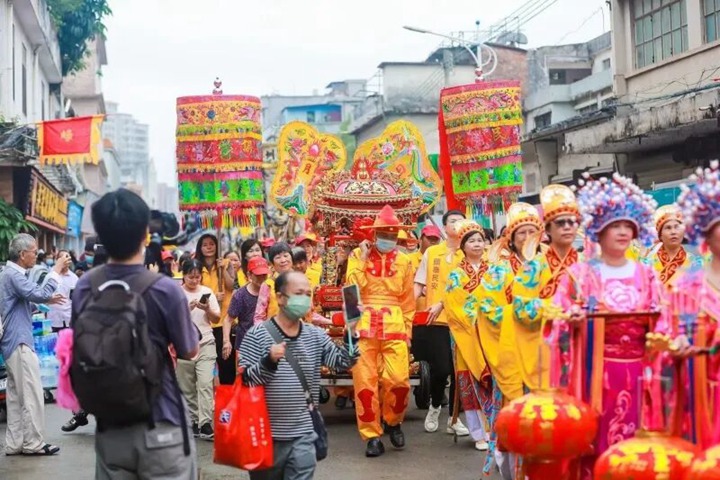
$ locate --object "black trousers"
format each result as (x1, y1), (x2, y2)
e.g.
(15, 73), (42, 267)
(411, 325), (455, 414)
(213, 326), (236, 385)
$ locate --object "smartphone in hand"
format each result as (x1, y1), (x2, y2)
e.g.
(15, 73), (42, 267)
(342, 285), (362, 323)
(199, 293), (211, 305)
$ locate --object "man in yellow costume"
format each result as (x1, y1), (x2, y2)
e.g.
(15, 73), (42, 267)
(643, 204), (702, 287)
(512, 185), (580, 391)
(346, 205), (416, 457)
(413, 210), (470, 437)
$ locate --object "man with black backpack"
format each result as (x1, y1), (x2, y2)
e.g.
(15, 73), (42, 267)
(70, 188), (199, 479)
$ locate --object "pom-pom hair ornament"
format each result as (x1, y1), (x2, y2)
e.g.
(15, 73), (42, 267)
(574, 172), (657, 247)
(678, 160), (720, 245)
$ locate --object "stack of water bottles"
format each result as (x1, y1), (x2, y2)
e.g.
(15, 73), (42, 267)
(32, 310), (59, 391)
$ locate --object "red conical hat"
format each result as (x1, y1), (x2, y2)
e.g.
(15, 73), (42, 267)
(360, 205), (415, 232)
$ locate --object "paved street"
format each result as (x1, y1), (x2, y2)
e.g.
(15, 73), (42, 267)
(0, 402), (496, 480)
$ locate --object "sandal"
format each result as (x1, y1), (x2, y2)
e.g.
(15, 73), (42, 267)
(23, 444), (60, 456)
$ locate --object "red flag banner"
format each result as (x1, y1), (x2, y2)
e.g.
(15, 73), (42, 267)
(37, 115), (104, 165)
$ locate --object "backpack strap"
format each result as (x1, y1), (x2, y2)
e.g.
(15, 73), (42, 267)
(88, 265), (109, 296)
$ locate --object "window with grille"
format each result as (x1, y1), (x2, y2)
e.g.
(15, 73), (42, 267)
(705, 0), (720, 43)
(633, 0), (688, 68)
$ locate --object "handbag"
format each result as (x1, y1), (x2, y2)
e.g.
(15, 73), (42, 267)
(265, 321), (328, 461)
(214, 374), (273, 470)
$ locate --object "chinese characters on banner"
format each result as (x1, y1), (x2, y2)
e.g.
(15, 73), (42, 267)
(26, 169), (68, 234)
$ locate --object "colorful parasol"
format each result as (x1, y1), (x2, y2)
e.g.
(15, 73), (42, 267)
(353, 120), (442, 214)
(439, 80), (523, 215)
(270, 121), (347, 218)
(176, 85), (265, 234)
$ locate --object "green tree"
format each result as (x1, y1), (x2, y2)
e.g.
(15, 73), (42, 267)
(47, 0), (112, 76)
(0, 199), (38, 262)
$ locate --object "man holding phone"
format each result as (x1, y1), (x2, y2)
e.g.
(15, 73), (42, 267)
(49, 250), (78, 333)
(346, 205), (416, 458)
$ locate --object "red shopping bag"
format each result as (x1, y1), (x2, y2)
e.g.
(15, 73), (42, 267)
(214, 374), (273, 470)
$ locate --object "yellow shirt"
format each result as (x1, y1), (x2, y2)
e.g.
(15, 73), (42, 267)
(266, 277), (279, 320)
(416, 243), (463, 326)
(237, 269), (248, 288)
(346, 247), (415, 341)
(408, 251), (423, 272)
(307, 260), (322, 289)
(200, 264), (232, 328)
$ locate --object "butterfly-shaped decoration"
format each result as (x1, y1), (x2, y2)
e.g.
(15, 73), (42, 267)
(351, 120), (442, 214)
(271, 121), (347, 218)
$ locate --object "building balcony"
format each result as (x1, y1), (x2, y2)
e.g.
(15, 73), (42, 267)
(524, 85), (571, 111)
(14, 0), (62, 83)
(524, 70), (613, 113)
(569, 69), (612, 101)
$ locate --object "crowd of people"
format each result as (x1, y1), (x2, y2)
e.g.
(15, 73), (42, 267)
(2, 164), (720, 479)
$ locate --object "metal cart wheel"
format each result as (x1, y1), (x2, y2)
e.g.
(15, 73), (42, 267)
(319, 386), (330, 404)
(414, 361), (431, 410)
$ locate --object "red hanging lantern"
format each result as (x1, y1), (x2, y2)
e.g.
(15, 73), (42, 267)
(495, 389), (598, 479)
(684, 445), (720, 480)
(594, 430), (699, 480)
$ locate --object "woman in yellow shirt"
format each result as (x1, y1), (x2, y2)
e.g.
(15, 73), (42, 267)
(195, 233), (235, 385)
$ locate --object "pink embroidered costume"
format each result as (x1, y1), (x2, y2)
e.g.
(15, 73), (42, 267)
(551, 173), (664, 477)
(554, 260), (664, 452)
(667, 161), (720, 448)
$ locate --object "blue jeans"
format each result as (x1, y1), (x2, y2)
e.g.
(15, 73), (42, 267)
(249, 433), (317, 480)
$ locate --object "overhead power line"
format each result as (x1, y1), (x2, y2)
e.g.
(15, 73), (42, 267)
(484, 0), (559, 41)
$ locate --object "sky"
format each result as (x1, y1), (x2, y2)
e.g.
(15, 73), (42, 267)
(102, 0), (610, 186)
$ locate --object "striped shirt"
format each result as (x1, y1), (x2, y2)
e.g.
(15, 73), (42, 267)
(239, 319), (356, 440)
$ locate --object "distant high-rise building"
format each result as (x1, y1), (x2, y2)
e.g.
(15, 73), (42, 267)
(103, 101), (152, 199)
(156, 182), (179, 217)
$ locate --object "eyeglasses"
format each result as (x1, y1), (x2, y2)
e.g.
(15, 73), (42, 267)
(23, 249), (38, 256)
(552, 219), (578, 228)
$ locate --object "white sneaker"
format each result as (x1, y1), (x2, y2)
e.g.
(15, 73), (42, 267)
(424, 406), (441, 433)
(475, 440), (489, 451)
(446, 418), (470, 436)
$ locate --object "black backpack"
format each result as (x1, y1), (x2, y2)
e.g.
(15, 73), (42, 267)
(70, 266), (164, 426)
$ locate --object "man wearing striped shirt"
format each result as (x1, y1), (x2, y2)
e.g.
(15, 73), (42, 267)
(240, 271), (357, 480)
